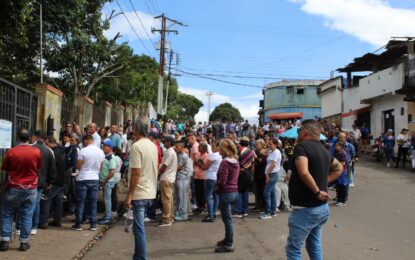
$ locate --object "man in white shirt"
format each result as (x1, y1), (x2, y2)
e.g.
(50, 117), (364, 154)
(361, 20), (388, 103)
(158, 136), (178, 226)
(87, 123), (101, 148)
(72, 135), (105, 231)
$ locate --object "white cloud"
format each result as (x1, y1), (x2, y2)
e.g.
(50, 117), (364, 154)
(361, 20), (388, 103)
(288, 0), (415, 46)
(104, 10), (159, 42)
(179, 86), (260, 125)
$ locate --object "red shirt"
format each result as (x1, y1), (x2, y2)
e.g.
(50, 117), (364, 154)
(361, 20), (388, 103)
(153, 141), (162, 166)
(1, 144), (42, 189)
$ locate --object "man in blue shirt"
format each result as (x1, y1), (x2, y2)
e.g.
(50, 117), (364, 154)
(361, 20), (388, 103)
(109, 124), (122, 150)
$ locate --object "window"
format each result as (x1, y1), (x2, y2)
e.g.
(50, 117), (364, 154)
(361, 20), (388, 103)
(297, 88), (304, 95)
(408, 114), (412, 123)
(401, 107), (405, 116)
(286, 86), (293, 94)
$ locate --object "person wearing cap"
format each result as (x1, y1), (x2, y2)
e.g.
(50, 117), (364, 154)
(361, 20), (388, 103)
(395, 128), (410, 169)
(383, 129), (395, 168)
(72, 134), (105, 231)
(158, 136), (178, 227)
(99, 138), (117, 225)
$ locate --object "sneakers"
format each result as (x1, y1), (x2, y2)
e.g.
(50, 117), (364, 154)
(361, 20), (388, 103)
(215, 245), (234, 253)
(158, 222), (172, 227)
(202, 216), (214, 223)
(259, 213), (272, 220)
(242, 213), (248, 217)
(271, 213), (278, 217)
(19, 242), (30, 252)
(191, 203), (198, 209)
(349, 183), (355, 188)
(144, 217), (155, 223)
(89, 227), (97, 231)
(282, 206), (293, 212)
(232, 214), (243, 218)
(15, 229), (21, 235)
(98, 220), (112, 225)
(71, 224), (82, 231)
(335, 202), (346, 207)
(30, 229), (37, 235)
(387, 162), (391, 167)
(0, 241), (9, 251)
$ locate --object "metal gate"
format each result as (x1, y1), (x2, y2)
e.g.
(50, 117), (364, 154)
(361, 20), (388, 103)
(0, 77), (37, 145)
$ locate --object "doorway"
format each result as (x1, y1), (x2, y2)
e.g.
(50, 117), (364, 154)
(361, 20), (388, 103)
(383, 109), (395, 134)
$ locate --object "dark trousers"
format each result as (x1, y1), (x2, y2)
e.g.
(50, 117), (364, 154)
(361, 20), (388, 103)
(194, 179), (205, 209)
(40, 185), (63, 225)
(336, 184), (349, 203)
(395, 146), (409, 168)
(255, 178), (265, 209)
(111, 184), (118, 212)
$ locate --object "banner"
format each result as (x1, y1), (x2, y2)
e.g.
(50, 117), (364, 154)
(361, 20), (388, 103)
(0, 120), (13, 149)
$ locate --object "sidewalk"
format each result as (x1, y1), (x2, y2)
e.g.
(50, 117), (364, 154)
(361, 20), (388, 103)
(1, 214), (113, 260)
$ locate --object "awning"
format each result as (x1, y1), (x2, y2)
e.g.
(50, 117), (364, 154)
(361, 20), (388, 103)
(268, 112), (303, 120)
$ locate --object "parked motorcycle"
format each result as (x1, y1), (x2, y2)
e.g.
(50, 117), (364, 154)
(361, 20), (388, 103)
(372, 136), (385, 162)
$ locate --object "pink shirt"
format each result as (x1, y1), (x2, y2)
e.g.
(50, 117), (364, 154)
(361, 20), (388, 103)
(194, 152), (208, 180)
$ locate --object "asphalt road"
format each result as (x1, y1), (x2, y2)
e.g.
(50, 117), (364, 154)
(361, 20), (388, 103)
(84, 158), (415, 260)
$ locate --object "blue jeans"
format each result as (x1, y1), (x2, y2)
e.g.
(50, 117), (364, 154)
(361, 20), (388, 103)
(75, 180), (99, 227)
(190, 177), (196, 205)
(286, 203), (330, 260)
(40, 185), (63, 225)
(263, 172), (279, 214)
(236, 191), (249, 214)
(103, 182), (116, 221)
(204, 179), (219, 218)
(16, 187), (42, 230)
(219, 192), (238, 246)
(132, 199), (153, 260)
(1, 188), (37, 243)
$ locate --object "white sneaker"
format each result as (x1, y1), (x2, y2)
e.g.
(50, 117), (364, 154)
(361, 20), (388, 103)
(15, 229), (21, 235)
(387, 162), (391, 167)
(191, 204), (197, 210)
(242, 213), (248, 217)
(335, 202), (346, 207)
(259, 213), (272, 220)
(30, 229), (37, 235)
(144, 217), (155, 223)
(349, 183), (355, 188)
(232, 214), (243, 218)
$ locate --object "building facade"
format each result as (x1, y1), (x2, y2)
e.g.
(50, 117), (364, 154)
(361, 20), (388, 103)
(262, 80), (324, 123)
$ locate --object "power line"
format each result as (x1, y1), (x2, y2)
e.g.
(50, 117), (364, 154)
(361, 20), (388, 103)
(127, 0), (157, 50)
(176, 69), (263, 88)
(115, 0), (152, 56)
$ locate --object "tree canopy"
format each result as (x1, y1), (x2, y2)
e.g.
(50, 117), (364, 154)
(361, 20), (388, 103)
(209, 102), (243, 122)
(0, 0), (203, 122)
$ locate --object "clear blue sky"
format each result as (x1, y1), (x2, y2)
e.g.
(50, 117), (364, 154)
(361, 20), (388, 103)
(106, 0), (415, 123)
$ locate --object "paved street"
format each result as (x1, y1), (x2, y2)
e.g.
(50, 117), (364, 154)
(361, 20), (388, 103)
(84, 158), (415, 260)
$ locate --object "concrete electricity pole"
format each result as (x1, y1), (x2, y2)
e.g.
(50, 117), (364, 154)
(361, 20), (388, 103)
(206, 91), (213, 122)
(152, 14), (184, 119)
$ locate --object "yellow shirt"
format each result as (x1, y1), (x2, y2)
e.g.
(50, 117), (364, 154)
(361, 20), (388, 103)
(128, 138), (159, 200)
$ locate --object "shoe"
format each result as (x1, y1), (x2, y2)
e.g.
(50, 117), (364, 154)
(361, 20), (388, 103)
(232, 214), (243, 218)
(283, 206), (293, 212)
(89, 226), (97, 231)
(387, 162), (390, 167)
(158, 222), (172, 227)
(0, 241), (9, 251)
(349, 183), (355, 188)
(335, 202), (346, 207)
(216, 239), (228, 247)
(155, 209), (162, 215)
(49, 222), (62, 227)
(202, 217), (214, 223)
(215, 245), (234, 253)
(175, 216), (188, 221)
(71, 224), (82, 231)
(144, 217), (155, 223)
(275, 208), (280, 213)
(98, 220), (112, 225)
(191, 203), (197, 209)
(30, 229), (37, 235)
(259, 213), (272, 220)
(15, 229), (21, 235)
(271, 213), (278, 217)
(19, 242), (30, 251)
(38, 223), (48, 229)
(242, 213), (248, 217)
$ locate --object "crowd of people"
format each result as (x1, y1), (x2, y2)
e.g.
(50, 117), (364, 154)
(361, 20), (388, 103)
(1, 116), (364, 259)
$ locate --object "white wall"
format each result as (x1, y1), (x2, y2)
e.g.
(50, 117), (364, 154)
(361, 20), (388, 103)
(343, 86), (369, 113)
(370, 94), (408, 138)
(359, 63), (405, 101)
(320, 78), (342, 118)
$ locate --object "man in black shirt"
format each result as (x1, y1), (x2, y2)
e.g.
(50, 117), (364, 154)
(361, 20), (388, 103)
(286, 119), (342, 260)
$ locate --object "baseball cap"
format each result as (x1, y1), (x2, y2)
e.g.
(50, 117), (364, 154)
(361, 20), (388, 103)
(240, 136), (250, 142)
(101, 138), (115, 148)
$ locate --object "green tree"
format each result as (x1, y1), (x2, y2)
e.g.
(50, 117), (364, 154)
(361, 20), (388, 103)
(209, 102), (242, 122)
(166, 92), (203, 121)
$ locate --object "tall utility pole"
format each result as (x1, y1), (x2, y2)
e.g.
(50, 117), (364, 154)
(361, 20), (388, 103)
(152, 14), (184, 119)
(40, 3), (43, 83)
(206, 91), (213, 122)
